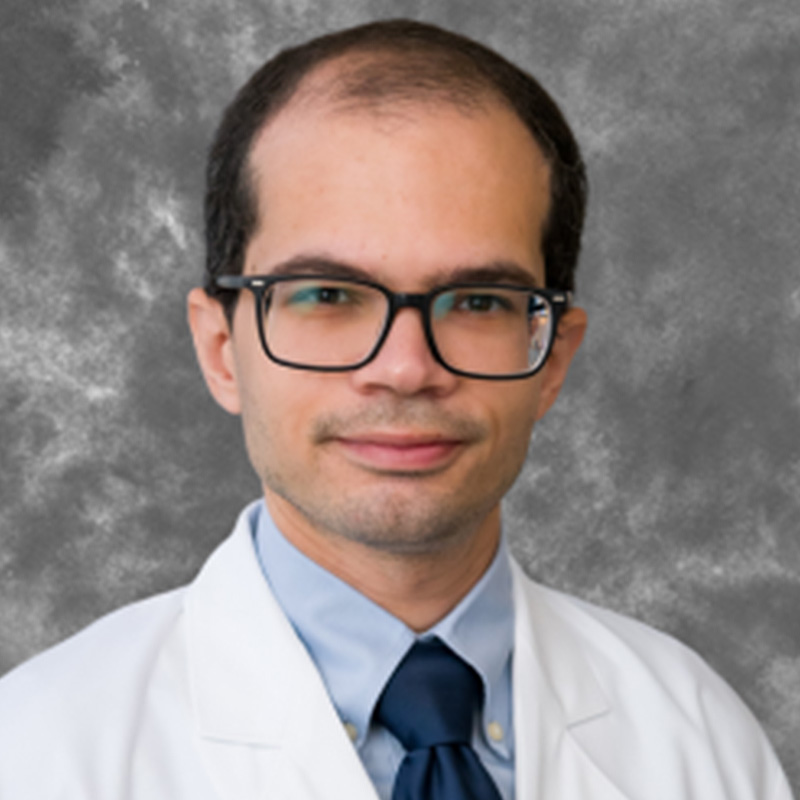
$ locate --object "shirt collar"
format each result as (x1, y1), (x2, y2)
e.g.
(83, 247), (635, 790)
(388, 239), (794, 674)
(253, 500), (514, 749)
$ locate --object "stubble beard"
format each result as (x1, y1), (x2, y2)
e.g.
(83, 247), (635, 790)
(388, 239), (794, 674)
(262, 466), (500, 556)
(249, 402), (527, 556)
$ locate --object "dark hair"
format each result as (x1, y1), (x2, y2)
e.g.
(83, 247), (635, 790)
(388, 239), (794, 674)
(204, 19), (587, 319)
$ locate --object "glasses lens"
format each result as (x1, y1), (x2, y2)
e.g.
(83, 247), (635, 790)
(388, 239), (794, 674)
(430, 286), (553, 376)
(263, 278), (388, 367)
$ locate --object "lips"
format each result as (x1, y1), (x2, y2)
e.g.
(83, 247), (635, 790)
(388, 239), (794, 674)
(333, 432), (465, 472)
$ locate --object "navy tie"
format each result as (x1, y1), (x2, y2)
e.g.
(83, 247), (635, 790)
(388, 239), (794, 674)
(375, 638), (503, 800)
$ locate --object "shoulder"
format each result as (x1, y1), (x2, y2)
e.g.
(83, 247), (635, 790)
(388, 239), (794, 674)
(512, 563), (793, 798)
(0, 589), (187, 789)
(0, 587), (185, 704)
(0, 501), (263, 726)
(0, 504), (263, 797)
(519, 570), (741, 712)
(526, 573), (714, 678)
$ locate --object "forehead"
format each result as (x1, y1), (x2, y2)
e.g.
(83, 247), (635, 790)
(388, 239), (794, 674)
(244, 93), (551, 287)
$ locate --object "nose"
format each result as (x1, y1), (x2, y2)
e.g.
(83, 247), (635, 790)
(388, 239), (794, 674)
(350, 307), (459, 397)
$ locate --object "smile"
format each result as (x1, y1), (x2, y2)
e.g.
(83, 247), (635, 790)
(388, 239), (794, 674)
(333, 433), (466, 472)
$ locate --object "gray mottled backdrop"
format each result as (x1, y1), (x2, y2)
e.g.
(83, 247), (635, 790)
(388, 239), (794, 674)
(1, 0), (798, 789)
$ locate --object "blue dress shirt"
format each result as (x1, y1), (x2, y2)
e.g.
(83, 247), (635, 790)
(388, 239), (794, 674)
(252, 501), (515, 800)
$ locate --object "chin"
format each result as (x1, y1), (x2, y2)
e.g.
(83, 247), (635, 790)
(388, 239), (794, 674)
(308, 486), (495, 555)
(261, 459), (507, 553)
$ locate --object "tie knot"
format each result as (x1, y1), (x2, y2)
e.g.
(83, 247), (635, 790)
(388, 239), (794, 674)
(375, 638), (482, 751)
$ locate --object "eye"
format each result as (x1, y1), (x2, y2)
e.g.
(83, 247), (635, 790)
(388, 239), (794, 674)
(460, 293), (510, 312)
(287, 284), (354, 306)
(433, 289), (517, 319)
(271, 279), (377, 316)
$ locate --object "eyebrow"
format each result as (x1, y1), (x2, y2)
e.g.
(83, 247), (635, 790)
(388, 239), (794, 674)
(259, 254), (542, 289)
(262, 256), (375, 282)
(443, 263), (541, 288)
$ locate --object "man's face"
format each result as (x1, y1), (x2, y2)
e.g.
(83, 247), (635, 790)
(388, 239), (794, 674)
(199, 97), (582, 555)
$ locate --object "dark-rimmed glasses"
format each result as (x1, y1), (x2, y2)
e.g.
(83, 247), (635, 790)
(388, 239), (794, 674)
(213, 274), (571, 380)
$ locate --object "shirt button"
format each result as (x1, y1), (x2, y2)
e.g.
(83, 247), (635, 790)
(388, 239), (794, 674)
(344, 722), (358, 742)
(487, 721), (504, 742)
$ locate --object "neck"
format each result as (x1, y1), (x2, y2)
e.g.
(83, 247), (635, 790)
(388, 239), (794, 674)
(263, 493), (501, 632)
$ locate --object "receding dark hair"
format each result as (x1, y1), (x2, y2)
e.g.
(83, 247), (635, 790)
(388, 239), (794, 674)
(204, 19), (587, 319)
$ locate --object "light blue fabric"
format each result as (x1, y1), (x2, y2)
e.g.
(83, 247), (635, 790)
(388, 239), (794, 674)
(253, 500), (515, 800)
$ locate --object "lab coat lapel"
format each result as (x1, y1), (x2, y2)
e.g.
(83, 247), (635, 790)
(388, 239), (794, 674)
(183, 507), (634, 800)
(511, 560), (631, 800)
(184, 509), (379, 800)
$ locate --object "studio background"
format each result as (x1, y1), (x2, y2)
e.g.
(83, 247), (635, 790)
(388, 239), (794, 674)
(1, 0), (798, 789)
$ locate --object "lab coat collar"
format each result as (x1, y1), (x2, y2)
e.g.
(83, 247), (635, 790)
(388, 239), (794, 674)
(184, 503), (628, 799)
(185, 502), (380, 799)
(511, 559), (629, 798)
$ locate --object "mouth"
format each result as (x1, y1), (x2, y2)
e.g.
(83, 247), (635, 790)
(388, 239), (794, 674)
(332, 432), (467, 473)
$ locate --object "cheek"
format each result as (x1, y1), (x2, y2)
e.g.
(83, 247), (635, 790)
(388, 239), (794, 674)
(482, 380), (542, 449)
(237, 367), (321, 466)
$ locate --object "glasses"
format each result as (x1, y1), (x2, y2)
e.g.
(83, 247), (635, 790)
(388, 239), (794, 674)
(214, 274), (571, 380)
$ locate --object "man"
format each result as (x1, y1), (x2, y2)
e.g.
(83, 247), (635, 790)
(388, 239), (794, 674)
(0, 19), (792, 800)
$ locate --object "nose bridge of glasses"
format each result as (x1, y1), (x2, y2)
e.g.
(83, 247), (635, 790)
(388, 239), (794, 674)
(358, 289), (445, 370)
(387, 290), (429, 316)
(381, 290), (435, 347)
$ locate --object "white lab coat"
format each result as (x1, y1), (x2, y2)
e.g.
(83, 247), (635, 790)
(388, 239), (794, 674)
(0, 504), (793, 799)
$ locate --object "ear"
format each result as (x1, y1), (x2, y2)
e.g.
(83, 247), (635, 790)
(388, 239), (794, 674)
(535, 306), (587, 421)
(187, 287), (242, 415)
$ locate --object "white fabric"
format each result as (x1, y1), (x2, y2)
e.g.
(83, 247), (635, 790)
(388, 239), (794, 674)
(0, 503), (793, 799)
